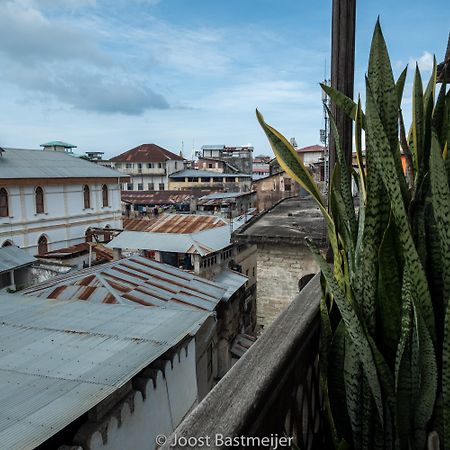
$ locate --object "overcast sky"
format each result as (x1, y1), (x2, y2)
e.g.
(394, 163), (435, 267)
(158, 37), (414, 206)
(0, 0), (448, 158)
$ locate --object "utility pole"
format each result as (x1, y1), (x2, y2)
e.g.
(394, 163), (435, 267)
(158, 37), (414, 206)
(329, 0), (356, 176)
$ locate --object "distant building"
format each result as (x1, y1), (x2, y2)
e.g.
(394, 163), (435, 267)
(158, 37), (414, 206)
(40, 140), (77, 153)
(0, 292), (208, 450)
(0, 245), (36, 291)
(84, 151), (105, 161)
(100, 144), (186, 191)
(121, 189), (216, 216)
(107, 214), (257, 336)
(0, 146), (128, 255)
(168, 169), (252, 192)
(197, 191), (257, 218)
(199, 145), (253, 174)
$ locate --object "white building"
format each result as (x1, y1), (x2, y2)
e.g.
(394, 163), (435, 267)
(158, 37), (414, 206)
(100, 143), (185, 191)
(0, 146), (128, 255)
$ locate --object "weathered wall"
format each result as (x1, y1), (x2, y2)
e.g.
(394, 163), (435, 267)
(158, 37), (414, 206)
(72, 340), (197, 450)
(255, 242), (319, 330)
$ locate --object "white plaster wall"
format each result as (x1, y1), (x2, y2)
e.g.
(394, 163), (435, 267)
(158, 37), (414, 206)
(85, 340), (197, 450)
(0, 182), (122, 255)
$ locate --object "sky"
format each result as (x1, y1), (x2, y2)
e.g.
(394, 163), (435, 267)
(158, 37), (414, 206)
(0, 0), (448, 158)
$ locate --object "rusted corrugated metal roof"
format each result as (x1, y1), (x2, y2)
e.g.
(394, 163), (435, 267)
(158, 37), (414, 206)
(121, 189), (214, 205)
(23, 256), (227, 311)
(39, 242), (113, 262)
(146, 214), (227, 233)
(123, 214), (227, 234)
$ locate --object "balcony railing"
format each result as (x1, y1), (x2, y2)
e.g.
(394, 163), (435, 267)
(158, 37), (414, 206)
(161, 273), (324, 450)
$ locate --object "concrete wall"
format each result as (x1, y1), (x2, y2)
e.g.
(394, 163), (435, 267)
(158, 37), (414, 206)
(255, 242), (319, 330)
(0, 182), (122, 255)
(72, 340), (197, 450)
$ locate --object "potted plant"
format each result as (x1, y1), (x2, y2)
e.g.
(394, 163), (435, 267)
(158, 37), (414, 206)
(257, 20), (450, 450)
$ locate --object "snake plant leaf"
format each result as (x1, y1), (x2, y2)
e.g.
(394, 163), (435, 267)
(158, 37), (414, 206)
(366, 77), (436, 342)
(328, 321), (352, 444)
(320, 83), (366, 128)
(413, 305), (438, 450)
(368, 19), (408, 204)
(255, 109), (328, 213)
(443, 304), (450, 449)
(396, 65), (408, 109)
(412, 65), (425, 175)
(355, 97), (366, 201)
(319, 295), (340, 447)
(343, 337), (364, 449)
(307, 238), (385, 425)
(326, 105), (358, 241)
(432, 80), (448, 149)
(377, 214), (402, 368)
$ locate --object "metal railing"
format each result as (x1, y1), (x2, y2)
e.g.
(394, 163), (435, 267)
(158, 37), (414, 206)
(161, 274), (324, 450)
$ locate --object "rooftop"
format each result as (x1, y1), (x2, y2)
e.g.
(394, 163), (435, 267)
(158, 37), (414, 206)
(234, 196), (327, 246)
(169, 169), (251, 179)
(0, 293), (208, 450)
(296, 145), (325, 153)
(23, 255), (228, 311)
(0, 246), (36, 273)
(40, 141), (77, 148)
(121, 189), (215, 206)
(107, 226), (232, 256)
(110, 144), (184, 163)
(0, 148), (127, 180)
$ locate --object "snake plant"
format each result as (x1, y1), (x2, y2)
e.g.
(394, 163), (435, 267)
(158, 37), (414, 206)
(257, 19), (450, 450)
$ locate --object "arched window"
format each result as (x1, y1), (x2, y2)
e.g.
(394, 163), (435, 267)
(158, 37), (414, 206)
(1, 240), (13, 247)
(37, 235), (48, 255)
(0, 188), (8, 217)
(102, 184), (109, 207)
(83, 185), (90, 209)
(35, 186), (44, 214)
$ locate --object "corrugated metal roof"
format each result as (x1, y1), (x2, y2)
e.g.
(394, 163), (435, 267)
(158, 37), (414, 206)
(121, 189), (214, 206)
(213, 269), (248, 301)
(147, 214), (227, 233)
(123, 214), (226, 234)
(38, 242), (113, 262)
(0, 246), (36, 273)
(169, 169), (251, 179)
(106, 226), (232, 256)
(23, 256), (227, 311)
(0, 148), (127, 179)
(0, 293), (208, 450)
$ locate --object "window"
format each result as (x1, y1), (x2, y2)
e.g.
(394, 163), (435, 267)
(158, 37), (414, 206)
(159, 183), (165, 191)
(147, 163), (154, 168)
(148, 183), (154, 190)
(0, 188), (8, 217)
(127, 183), (133, 190)
(213, 177), (223, 183)
(175, 162), (178, 169)
(2, 240), (13, 247)
(37, 235), (48, 255)
(115, 163), (122, 168)
(201, 177), (211, 182)
(137, 163), (142, 169)
(137, 183), (143, 191)
(35, 186), (44, 214)
(208, 163), (213, 168)
(126, 163), (133, 169)
(102, 184), (109, 207)
(83, 185), (90, 209)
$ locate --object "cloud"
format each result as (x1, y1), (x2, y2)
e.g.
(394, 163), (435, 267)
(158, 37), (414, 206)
(409, 51), (434, 72)
(0, 0), (169, 114)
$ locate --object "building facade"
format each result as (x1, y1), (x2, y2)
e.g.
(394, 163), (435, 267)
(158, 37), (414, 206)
(0, 147), (127, 255)
(200, 145), (253, 174)
(100, 144), (185, 191)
